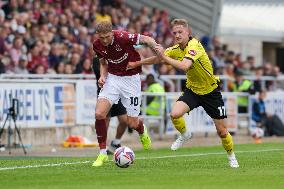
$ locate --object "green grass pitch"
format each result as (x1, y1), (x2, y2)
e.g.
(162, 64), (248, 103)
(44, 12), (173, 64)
(0, 142), (283, 189)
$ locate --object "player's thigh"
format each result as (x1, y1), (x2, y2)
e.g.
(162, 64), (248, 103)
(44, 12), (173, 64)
(120, 75), (141, 117)
(95, 98), (112, 119)
(172, 88), (199, 118)
(200, 89), (227, 120)
(171, 101), (190, 118)
(98, 75), (120, 105)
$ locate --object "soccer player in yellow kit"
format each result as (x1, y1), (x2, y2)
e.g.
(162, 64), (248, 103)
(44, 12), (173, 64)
(127, 19), (239, 168)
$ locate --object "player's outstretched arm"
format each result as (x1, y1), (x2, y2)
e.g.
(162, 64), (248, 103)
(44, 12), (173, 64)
(126, 56), (160, 70)
(154, 44), (193, 72)
(139, 35), (158, 49)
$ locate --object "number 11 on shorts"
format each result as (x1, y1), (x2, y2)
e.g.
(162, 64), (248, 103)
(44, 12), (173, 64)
(218, 106), (226, 116)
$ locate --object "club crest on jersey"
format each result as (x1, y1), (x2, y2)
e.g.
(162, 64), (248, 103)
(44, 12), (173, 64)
(189, 50), (197, 56)
(115, 44), (122, 51)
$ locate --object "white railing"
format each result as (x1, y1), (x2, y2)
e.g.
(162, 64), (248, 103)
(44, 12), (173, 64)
(2, 74), (283, 92)
(1, 74), (283, 138)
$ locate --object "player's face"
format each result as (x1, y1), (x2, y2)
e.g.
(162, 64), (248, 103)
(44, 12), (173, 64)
(172, 25), (189, 45)
(98, 31), (113, 46)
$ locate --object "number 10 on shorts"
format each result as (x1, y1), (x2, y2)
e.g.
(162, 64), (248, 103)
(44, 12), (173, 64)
(218, 106), (226, 116)
(130, 97), (139, 106)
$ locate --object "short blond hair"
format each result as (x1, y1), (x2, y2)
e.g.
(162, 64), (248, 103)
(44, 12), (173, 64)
(95, 21), (112, 33)
(171, 19), (189, 28)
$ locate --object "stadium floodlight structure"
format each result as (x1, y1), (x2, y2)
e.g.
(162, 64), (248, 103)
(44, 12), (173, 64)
(0, 94), (27, 155)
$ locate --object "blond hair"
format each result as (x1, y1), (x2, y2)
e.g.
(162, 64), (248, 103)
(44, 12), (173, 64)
(171, 19), (189, 28)
(95, 21), (113, 33)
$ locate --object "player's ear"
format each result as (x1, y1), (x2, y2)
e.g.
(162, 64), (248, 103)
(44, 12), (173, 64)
(187, 27), (192, 35)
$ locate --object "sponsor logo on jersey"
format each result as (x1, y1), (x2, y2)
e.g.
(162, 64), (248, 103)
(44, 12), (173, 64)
(107, 53), (128, 64)
(115, 44), (122, 51)
(189, 49), (197, 56)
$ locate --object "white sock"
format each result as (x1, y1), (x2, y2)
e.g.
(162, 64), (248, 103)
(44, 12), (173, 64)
(100, 149), (107, 155)
(112, 139), (121, 145)
(182, 131), (191, 138)
(228, 152), (236, 159)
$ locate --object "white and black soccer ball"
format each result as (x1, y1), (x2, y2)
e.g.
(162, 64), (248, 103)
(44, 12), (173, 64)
(113, 146), (135, 168)
(251, 127), (264, 138)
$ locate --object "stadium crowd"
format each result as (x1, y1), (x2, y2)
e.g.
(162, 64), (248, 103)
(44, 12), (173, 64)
(0, 0), (283, 92)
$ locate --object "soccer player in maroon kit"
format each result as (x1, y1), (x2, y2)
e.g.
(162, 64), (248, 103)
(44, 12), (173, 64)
(92, 21), (157, 167)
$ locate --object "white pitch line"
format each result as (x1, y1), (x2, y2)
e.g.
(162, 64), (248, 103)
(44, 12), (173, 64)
(0, 148), (283, 171)
(0, 161), (91, 171)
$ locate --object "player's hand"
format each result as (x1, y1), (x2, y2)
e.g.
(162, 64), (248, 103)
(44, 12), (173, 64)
(98, 76), (106, 88)
(126, 61), (138, 70)
(154, 44), (165, 58)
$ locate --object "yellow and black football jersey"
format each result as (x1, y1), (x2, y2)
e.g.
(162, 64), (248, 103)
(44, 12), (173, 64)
(164, 37), (219, 95)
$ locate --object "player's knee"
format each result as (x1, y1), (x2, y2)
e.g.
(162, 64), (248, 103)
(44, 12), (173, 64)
(95, 111), (107, 120)
(170, 112), (182, 119)
(217, 129), (228, 138)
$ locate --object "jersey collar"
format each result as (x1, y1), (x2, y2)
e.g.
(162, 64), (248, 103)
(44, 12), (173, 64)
(179, 36), (193, 50)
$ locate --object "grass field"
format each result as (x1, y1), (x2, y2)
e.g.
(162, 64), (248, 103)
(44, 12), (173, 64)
(0, 142), (284, 189)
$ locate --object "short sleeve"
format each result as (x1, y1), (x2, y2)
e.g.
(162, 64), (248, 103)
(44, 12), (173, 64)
(118, 31), (140, 46)
(93, 43), (104, 58)
(164, 47), (174, 58)
(184, 42), (203, 62)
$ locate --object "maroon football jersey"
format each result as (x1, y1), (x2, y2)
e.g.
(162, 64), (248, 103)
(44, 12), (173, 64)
(93, 30), (142, 76)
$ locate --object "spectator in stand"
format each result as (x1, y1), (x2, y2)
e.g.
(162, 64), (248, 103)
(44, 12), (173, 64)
(212, 46), (225, 74)
(54, 62), (65, 74)
(224, 63), (236, 92)
(0, 26), (8, 57)
(224, 51), (236, 65)
(263, 63), (274, 90)
(33, 64), (46, 74)
(69, 53), (81, 73)
(27, 43), (48, 73)
(252, 90), (284, 137)
(96, 6), (111, 22)
(252, 67), (264, 93)
(144, 74), (165, 116)
(247, 55), (256, 70)
(0, 9), (5, 24)
(8, 36), (25, 70)
(64, 63), (73, 74)
(80, 58), (93, 74)
(48, 43), (64, 69)
(14, 55), (29, 74)
(240, 61), (253, 76)
(233, 70), (253, 113)
(272, 65), (282, 77)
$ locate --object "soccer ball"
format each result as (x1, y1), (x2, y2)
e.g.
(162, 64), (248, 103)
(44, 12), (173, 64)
(251, 127), (264, 138)
(113, 146), (135, 168)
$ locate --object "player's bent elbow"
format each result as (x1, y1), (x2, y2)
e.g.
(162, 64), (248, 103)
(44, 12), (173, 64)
(181, 64), (190, 72)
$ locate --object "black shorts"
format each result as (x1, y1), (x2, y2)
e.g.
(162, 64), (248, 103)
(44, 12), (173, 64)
(178, 88), (227, 119)
(108, 100), (127, 117)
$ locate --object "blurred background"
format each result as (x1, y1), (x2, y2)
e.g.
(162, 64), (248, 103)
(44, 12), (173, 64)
(0, 0), (283, 152)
